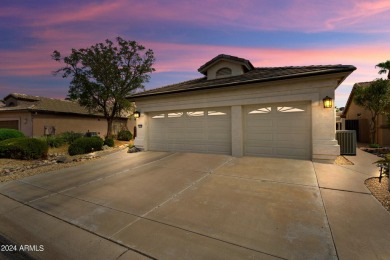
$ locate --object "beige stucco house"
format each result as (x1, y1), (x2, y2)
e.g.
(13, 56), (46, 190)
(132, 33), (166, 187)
(129, 54), (356, 162)
(0, 93), (135, 138)
(342, 81), (390, 146)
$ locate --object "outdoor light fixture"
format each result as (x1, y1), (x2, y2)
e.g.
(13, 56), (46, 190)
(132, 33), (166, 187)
(323, 96), (333, 108)
(133, 111), (141, 119)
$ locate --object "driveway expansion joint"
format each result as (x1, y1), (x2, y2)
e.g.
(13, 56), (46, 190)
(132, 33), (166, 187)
(213, 173), (318, 188)
(319, 187), (372, 195)
(109, 171), (213, 237)
(312, 161), (339, 259)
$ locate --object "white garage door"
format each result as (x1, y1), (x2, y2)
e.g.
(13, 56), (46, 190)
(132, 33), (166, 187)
(244, 102), (311, 159)
(148, 107), (231, 154)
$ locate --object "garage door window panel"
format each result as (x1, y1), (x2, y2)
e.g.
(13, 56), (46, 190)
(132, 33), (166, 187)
(187, 111), (204, 117)
(277, 106), (305, 113)
(248, 107), (272, 114)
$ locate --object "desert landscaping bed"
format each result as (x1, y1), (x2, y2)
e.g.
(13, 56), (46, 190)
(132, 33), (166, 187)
(0, 141), (131, 183)
(365, 177), (390, 212)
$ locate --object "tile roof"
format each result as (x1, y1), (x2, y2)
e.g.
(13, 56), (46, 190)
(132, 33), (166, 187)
(130, 64), (356, 99)
(1, 93), (104, 116)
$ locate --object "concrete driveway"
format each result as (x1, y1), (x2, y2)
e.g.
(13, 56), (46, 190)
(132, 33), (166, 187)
(0, 150), (389, 259)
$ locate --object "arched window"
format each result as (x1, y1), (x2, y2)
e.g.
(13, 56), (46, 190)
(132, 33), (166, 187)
(216, 67), (232, 78)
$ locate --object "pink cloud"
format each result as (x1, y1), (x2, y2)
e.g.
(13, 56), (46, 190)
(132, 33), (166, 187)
(325, 0), (390, 32)
(11, 0), (390, 34)
(146, 41), (384, 75)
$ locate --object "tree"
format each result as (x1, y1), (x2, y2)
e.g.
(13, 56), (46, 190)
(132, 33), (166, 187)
(353, 78), (390, 144)
(52, 37), (155, 137)
(376, 60), (390, 79)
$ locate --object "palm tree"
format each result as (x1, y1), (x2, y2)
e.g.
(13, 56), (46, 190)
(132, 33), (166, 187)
(376, 60), (390, 79)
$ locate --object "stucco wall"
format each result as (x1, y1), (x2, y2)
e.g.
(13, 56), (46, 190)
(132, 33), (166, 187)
(377, 116), (390, 146)
(32, 114), (134, 138)
(345, 100), (389, 145)
(207, 61), (244, 80)
(134, 74), (345, 162)
(0, 111), (33, 136)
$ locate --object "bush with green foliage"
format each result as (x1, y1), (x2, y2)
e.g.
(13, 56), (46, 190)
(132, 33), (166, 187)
(59, 131), (84, 144)
(0, 128), (25, 141)
(42, 135), (65, 148)
(0, 137), (48, 160)
(369, 143), (381, 148)
(104, 137), (114, 147)
(68, 136), (103, 156)
(117, 130), (132, 141)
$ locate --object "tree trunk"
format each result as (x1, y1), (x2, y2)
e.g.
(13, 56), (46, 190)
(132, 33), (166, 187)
(369, 116), (376, 145)
(106, 118), (113, 138)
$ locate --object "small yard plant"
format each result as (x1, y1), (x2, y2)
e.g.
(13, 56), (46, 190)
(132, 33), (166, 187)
(59, 131), (84, 144)
(0, 128), (25, 141)
(104, 137), (115, 147)
(117, 130), (132, 141)
(68, 136), (104, 156)
(375, 154), (390, 185)
(0, 137), (48, 160)
(41, 135), (65, 148)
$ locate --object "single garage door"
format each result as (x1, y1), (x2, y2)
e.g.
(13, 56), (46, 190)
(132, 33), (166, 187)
(244, 102), (311, 159)
(148, 107), (231, 154)
(0, 120), (19, 130)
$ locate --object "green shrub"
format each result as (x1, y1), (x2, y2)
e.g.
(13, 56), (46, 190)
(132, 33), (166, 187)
(68, 137), (103, 156)
(117, 130), (132, 141)
(0, 137), (48, 160)
(43, 135), (65, 148)
(59, 131), (84, 144)
(369, 143), (381, 148)
(104, 137), (114, 147)
(0, 128), (25, 141)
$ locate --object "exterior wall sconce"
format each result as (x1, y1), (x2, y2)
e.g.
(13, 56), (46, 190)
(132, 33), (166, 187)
(133, 111), (141, 119)
(323, 96), (333, 108)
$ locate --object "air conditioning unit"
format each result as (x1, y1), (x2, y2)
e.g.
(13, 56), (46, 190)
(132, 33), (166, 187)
(336, 130), (357, 155)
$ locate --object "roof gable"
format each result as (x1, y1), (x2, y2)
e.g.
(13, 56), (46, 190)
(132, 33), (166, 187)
(198, 54), (254, 77)
(0, 93), (101, 116)
(4, 93), (40, 102)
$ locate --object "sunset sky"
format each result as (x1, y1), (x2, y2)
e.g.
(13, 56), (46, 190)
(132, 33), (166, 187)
(1, 0), (389, 107)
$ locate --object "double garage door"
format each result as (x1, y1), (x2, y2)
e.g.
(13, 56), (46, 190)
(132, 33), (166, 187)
(148, 102), (311, 159)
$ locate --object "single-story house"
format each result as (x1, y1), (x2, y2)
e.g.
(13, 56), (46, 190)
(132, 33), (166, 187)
(0, 93), (135, 138)
(342, 81), (390, 145)
(129, 54), (356, 162)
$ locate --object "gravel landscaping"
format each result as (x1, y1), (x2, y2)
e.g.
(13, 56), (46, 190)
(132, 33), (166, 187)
(365, 177), (390, 212)
(0, 141), (132, 183)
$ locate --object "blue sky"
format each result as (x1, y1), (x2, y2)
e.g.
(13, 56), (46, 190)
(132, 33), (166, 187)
(1, 0), (390, 107)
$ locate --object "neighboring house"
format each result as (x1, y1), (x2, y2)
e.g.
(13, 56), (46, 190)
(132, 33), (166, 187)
(129, 54), (356, 162)
(0, 93), (135, 138)
(342, 81), (390, 146)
